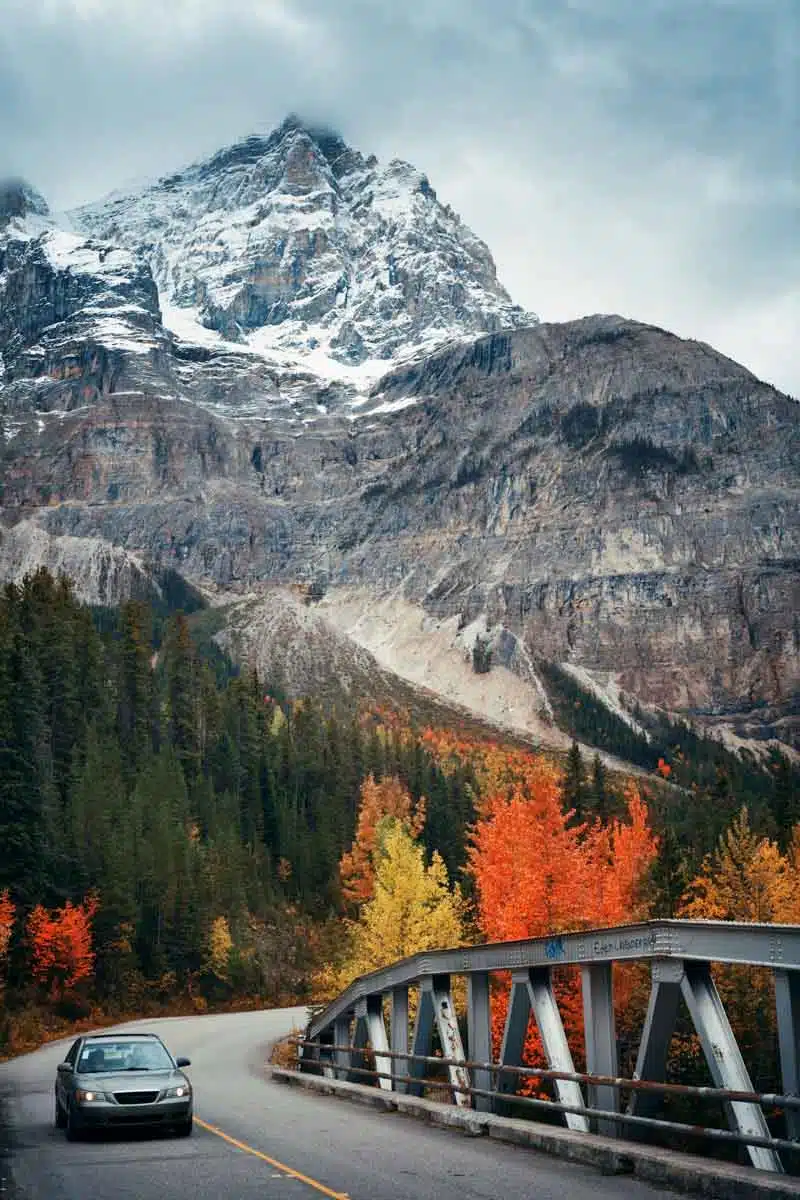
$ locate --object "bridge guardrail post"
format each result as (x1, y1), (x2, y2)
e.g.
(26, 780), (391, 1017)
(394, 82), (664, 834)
(408, 982), (435, 1097)
(774, 968), (800, 1142)
(629, 958), (682, 1133)
(527, 967), (590, 1133)
(431, 974), (471, 1107)
(581, 962), (619, 1136)
(333, 1016), (352, 1082)
(355, 996), (393, 1092)
(680, 961), (783, 1173)
(390, 986), (410, 1094)
(497, 970), (532, 1114)
(468, 972), (492, 1113)
(349, 1003), (369, 1084)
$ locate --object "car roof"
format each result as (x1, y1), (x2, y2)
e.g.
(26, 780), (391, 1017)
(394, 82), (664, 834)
(82, 1032), (163, 1042)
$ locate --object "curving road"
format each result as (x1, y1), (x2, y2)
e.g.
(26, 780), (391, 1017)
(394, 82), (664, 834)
(0, 1009), (684, 1200)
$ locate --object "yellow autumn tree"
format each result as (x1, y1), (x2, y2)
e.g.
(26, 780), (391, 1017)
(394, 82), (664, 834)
(680, 808), (797, 923)
(334, 819), (465, 991)
(206, 915), (234, 983)
(678, 807), (800, 1084)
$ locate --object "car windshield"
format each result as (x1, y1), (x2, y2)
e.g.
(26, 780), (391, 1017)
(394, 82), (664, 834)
(77, 1040), (173, 1073)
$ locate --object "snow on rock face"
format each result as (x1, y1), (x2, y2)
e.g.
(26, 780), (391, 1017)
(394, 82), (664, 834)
(0, 210), (169, 411)
(71, 115), (533, 374)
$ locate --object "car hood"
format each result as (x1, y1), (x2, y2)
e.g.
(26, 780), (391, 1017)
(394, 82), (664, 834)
(74, 1068), (188, 1091)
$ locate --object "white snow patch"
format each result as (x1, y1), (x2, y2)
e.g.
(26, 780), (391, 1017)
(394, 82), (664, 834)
(356, 395), (418, 417)
(89, 317), (154, 353)
(42, 229), (137, 281)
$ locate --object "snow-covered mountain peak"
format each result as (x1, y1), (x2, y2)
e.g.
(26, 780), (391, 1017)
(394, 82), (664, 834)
(69, 117), (534, 377)
(0, 179), (50, 226)
(1, 119), (537, 423)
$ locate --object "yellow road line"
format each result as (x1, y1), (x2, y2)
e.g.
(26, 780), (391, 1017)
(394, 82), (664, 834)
(194, 1116), (350, 1199)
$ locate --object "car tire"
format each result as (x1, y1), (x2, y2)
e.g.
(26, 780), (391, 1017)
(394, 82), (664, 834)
(65, 1100), (81, 1141)
(55, 1095), (67, 1129)
(175, 1116), (193, 1137)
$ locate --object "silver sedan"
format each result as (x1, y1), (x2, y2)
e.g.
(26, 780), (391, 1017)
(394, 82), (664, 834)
(54, 1031), (193, 1139)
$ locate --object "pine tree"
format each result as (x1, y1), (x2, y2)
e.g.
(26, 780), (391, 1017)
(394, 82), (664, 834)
(163, 613), (201, 781)
(117, 601), (155, 775)
(562, 741), (587, 821)
(589, 753), (610, 820)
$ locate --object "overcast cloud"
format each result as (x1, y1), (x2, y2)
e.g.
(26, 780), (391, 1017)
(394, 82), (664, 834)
(1, 0), (797, 392)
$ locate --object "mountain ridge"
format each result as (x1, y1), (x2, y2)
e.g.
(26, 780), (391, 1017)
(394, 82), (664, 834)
(1, 118), (798, 755)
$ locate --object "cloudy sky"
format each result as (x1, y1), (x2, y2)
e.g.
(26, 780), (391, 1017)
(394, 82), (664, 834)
(2, 0), (797, 393)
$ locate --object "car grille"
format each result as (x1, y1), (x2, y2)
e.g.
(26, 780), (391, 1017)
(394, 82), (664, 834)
(113, 1090), (159, 1105)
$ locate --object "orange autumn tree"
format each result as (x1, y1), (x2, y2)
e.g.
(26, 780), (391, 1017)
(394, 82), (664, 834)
(469, 768), (657, 939)
(468, 763), (658, 1076)
(27, 894), (99, 999)
(0, 889), (15, 997)
(340, 775), (426, 905)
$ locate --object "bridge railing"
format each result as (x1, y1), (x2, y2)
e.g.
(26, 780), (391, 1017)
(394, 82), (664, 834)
(298, 919), (800, 1174)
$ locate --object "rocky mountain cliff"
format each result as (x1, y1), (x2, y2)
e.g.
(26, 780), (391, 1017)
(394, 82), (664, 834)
(1, 119), (798, 752)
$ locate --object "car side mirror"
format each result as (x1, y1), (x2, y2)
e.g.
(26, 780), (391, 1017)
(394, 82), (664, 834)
(175, 1056), (191, 1068)
(57, 1062), (71, 1072)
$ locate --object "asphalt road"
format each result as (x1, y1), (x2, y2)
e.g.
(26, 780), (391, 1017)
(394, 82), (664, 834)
(0, 1009), (684, 1200)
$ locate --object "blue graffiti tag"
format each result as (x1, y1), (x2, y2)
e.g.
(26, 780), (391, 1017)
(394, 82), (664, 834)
(544, 936), (565, 961)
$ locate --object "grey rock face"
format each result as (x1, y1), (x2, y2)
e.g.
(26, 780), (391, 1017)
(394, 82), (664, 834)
(0, 222), (171, 414)
(0, 122), (797, 749)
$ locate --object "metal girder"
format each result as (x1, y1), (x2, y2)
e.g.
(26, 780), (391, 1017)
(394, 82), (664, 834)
(431, 975), (471, 1108)
(390, 986), (409, 1094)
(498, 975), (531, 1102)
(333, 1016), (352, 1081)
(680, 962), (783, 1173)
(408, 985), (435, 1097)
(308, 921), (800, 1042)
(348, 1010), (369, 1084)
(356, 996), (393, 1092)
(629, 959), (683, 1127)
(581, 963), (619, 1135)
(527, 968), (589, 1134)
(774, 969), (800, 1142)
(468, 972), (492, 1112)
(498, 969), (589, 1133)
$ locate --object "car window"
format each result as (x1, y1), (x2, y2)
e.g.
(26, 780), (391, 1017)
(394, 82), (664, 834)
(77, 1039), (173, 1073)
(65, 1039), (81, 1066)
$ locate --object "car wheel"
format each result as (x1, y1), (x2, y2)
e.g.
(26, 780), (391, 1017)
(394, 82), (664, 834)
(175, 1116), (193, 1137)
(55, 1094), (67, 1129)
(65, 1100), (81, 1141)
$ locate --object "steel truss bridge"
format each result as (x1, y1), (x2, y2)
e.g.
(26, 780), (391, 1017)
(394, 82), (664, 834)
(300, 919), (800, 1175)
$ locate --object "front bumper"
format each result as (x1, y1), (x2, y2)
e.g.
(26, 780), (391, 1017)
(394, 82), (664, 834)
(74, 1098), (192, 1128)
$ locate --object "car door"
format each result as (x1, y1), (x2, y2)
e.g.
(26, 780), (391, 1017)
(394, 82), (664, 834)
(57, 1039), (81, 1109)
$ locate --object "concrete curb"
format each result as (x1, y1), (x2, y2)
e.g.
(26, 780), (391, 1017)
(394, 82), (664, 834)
(267, 1068), (800, 1199)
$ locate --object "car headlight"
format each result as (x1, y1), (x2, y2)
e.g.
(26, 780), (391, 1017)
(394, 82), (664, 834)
(75, 1089), (108, 1103)
(163, 1084), (191, 1098)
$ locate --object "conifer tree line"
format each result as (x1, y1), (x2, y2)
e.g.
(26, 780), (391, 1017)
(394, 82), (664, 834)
(542, 662), (800, 865)
(0, 570), (476, 1018)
